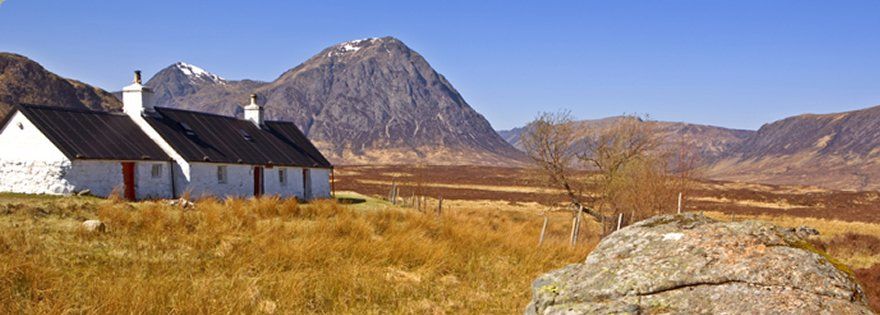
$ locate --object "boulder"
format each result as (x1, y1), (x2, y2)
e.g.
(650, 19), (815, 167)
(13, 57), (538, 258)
(526, 213), (873, 314)
(81, 219), (106, 233)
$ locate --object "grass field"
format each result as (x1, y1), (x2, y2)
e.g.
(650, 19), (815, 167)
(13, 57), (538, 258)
(3, 164), (880, 313)
(0, 192), (593, 314)
(336, 165), (880, 311)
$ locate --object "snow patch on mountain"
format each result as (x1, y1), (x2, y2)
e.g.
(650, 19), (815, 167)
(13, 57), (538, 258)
(328, 38), (381, 57)
(174, 62), (225, 84)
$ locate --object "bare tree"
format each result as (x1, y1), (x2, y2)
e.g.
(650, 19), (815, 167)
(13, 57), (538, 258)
(523, 113), (694, 231)
(521, 112), (603, 221)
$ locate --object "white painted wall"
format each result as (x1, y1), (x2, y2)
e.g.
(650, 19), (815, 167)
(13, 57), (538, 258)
(0, 111), (173, 199)
(309, 168), (332, 199)
(0, 111), (68, 162)
(64, 160), (124, 198)
(0, 111), (74, 195)
(263, 166), (304, 199)
(135, 162), (174, 199)
(186, 163), (254, 198)
(0, 160), (75, 194)
(64, 160), (173, 199)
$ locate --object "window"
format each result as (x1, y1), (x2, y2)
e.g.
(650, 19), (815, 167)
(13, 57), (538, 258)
(217, 166), (227, 184)
(238, 129), (253, 141)
(151, 164), (163, 178)
(279, 168), (287, 186)
(180, 122), (196, 136)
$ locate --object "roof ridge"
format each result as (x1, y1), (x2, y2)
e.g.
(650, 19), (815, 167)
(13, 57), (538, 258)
(17, 103), (124, 116)
(154, 106), (244, 121)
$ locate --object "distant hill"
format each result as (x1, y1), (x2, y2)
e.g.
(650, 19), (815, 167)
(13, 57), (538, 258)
(499, 117), (754, 164)
(706, 105), (880, 190)
(0, 52), (120, 120)
(500, 107), (880, 190)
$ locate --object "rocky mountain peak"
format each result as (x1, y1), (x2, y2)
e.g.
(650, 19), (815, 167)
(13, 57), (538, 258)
(171, 61), (225, 85)
(326, 37), (384, 58)
(135, 37), (525, 165)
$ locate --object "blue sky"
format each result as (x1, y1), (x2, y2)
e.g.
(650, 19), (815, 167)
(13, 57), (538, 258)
(1, 1), (879, 130)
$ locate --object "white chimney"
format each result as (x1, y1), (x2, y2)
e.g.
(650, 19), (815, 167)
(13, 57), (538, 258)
(122, 70), (154, 116)
(244, 94), (264, 126)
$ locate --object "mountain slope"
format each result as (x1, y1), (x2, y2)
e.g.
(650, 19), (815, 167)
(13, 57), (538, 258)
(499, 117), (754, 164)
(147, 37), (525, 165)
(706, 105), (880, 190)
(0, 53), (121, 119)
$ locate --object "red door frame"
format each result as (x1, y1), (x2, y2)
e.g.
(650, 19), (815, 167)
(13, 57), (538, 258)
(122, 162), (136, 201)
(254, 166), (263, 197)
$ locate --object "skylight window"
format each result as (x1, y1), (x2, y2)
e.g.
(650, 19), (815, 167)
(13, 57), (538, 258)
(180, 122), (196, 136)
(239, 129), (253, 141)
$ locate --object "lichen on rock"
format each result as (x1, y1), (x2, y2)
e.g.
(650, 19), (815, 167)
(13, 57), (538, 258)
(526, 213), (873, 314)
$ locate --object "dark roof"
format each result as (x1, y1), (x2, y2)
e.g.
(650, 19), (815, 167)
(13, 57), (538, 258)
(144, 107), (332, 168)
(264, 121), (332, 168)
(6, 104), (171, 161)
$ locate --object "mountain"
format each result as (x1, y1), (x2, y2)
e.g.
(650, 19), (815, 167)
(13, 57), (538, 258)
(146, 37), (525, 165)
(0, 53), (120, 119)
(499, 117), (754, 164)
(706, 105), (880, 190)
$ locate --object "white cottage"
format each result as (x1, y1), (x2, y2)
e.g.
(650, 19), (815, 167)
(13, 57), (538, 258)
(0, 71), (333, 200)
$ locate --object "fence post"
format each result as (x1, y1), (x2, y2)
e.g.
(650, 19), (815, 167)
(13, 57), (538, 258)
(437, 196), (443, 216)
(538, 215), (549, 246)
(616, 213), (623, 231)
(388, 181), (393, 202)
(677, 192), (683, 214)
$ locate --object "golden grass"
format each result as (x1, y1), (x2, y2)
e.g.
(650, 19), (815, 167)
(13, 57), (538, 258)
(691, 196), (809, 210)
(355, 179), (567, 195)
(0, 196), (592, 314)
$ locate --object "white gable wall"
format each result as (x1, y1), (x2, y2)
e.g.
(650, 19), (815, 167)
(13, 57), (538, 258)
(0, 112), (74, 194)
(0, 111), (68, 162)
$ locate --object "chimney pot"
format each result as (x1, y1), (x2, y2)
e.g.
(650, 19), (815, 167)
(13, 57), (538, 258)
(123, 70), (154, 116)
(244, 93), (264, 127)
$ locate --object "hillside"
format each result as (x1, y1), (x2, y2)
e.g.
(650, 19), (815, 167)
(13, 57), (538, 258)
(707, 105), (880, 190)
(499, 117), (754, 164)
(0, 53), (120, 120)
(145, 37), (525, 166)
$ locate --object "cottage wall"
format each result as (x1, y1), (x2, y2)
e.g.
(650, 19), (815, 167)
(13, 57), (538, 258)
(0, 112), (73, 194)
(0, 160), (74, 194)
(135, 161), (174, 199)
(64, 160), (124, 198)
(0, 111), (68, 162)
(186, 162), (253, 198)
(0, 112), (173, 199)
(263, 166), (303, 199)
(310, 168), (332, 199)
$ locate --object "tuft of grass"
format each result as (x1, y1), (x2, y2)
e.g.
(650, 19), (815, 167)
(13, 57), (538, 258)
(0, 195), (590, 314)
